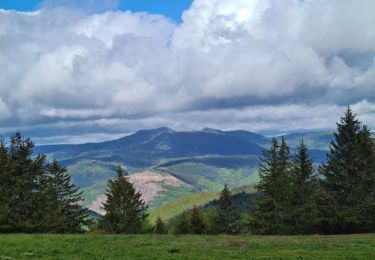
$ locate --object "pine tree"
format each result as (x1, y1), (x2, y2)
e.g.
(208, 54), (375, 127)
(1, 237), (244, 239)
(319, 107), (375, 234)
(250, 138), (292, 234)
(8, 133), (46, 233)
(99, 166), (148, 233)
(154, 216), (167, 234)
(190, 206), (206, 234)
(215, 184), (240, 234)
(41, 160), (90, 233)
(289, 140), (319, 234)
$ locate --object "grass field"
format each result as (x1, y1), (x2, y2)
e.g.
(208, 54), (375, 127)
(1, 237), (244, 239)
(1, 234), (375, 259)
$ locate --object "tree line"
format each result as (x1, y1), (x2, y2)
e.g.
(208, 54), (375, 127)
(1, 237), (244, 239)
(1, 107), (375, 235)
(152, 107), (375, 235)
(0, 133), (90, 233)
(250, 107), (375, 235)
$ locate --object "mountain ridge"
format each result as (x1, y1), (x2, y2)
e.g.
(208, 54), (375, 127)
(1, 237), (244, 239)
(32, 127), (333, 213)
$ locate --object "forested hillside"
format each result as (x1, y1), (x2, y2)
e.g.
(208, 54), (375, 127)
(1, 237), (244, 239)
(33, 128), (331, 213)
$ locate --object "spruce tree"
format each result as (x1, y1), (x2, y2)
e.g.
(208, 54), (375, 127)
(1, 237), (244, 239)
(319, 107), (375, 233)
(8, 133), (46, 232)
(41, 160), (90, 233)
(190, 206), (206, 234)
(0, 133), (90, 233)
(215, 184), (240, 234)
(154, 216), (167, 234)
(99, 166), (148, 233)
(250, 138), (292, 234)
(289, 140), (319, 234)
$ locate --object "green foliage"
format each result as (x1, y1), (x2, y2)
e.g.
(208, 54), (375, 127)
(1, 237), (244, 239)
(147, 184), (192, 209)
(82, 180), (108, 208)
(250, 138), (292, 235)
(318, 107), (375, 234)
(68, 160), (117, 188)
(172, 212), (192, 234)
(159, 161), (259, 192)
(190, 206), (206, 234)
(154, 216), (167, 234)
(231, 184), (257, 194)
(251, 107), (375, 235)
(214, 185), (240, 234)
(40, 160), (90, 233)
(0, 133), (89, 233)
(148, 192), (219, 223)
(99, 166), (148, 234)
(288, 140), (319, 234)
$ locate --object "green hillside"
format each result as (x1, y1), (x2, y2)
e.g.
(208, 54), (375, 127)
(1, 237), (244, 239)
(155, 156), (260, 192)
(32, 128), (331, 214)
(148, 192), (219, 222)
(278, 131), (333, 150)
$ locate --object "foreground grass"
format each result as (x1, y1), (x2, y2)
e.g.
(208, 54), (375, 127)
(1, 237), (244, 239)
(1, 234), (375, 259)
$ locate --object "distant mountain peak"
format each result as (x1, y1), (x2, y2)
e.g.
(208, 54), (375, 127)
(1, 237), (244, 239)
(201, 127), (223, 134)
(135, 127), (174, 134)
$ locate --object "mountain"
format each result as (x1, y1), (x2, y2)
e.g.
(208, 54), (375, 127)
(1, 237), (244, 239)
(34, 127), (173, 159)
(33, 127), (331, 214)
(277, 131), (333, 150)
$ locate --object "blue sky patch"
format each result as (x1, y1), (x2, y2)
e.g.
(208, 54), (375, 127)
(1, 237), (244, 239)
(0, 0), (192, 22)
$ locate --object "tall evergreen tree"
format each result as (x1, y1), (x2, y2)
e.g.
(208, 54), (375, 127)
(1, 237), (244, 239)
(190, 206), (206, 234)
(41, 160), (90, 233)
(215, 184), (240, 234)
(0, 133), (90, 233)
(319, 107), (375, 233)
(99, 166), (148, 233)
(289, 140), (319, 234)
(250, 138), (292, 234)
(7, 133), (46, 233)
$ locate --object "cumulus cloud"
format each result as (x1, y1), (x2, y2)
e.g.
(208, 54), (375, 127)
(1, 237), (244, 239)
(0, 0), (375, 143)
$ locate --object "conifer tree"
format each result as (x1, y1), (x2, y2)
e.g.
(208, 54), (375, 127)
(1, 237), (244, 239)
(190, 206), (206, 234)
(41, 160), (90, 233)
(154, 216), (167, 234)
(8, 133), (46, 232)
(250, 138), (292, 234)
(289, 140), (319, 234)
(319, 107), (375, 233)
(215, 184), (240, 234)
(0, 133), (90, 233)
(99, 166), (148, 233)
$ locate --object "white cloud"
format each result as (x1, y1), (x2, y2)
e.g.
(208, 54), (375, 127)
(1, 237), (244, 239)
(0, 0), (375, 142)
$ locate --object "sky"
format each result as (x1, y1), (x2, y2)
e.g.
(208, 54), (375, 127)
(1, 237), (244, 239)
(1, 0), (375, 144)
(0, 0), (192, 22)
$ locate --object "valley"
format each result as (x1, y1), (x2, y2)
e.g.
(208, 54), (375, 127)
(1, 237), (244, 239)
(34, 127), (332, 217)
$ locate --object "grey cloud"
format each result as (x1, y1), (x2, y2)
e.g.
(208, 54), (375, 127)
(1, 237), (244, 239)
(0, 0), (375, 143)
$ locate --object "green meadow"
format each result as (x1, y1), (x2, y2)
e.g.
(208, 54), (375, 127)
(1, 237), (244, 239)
(1, 234), (375, 259)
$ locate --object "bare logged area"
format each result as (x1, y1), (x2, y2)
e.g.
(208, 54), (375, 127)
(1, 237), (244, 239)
(89, 171), (190, 215)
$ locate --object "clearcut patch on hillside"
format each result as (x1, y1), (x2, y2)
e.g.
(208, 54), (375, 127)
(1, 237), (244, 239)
(89, 170), (191, 215)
